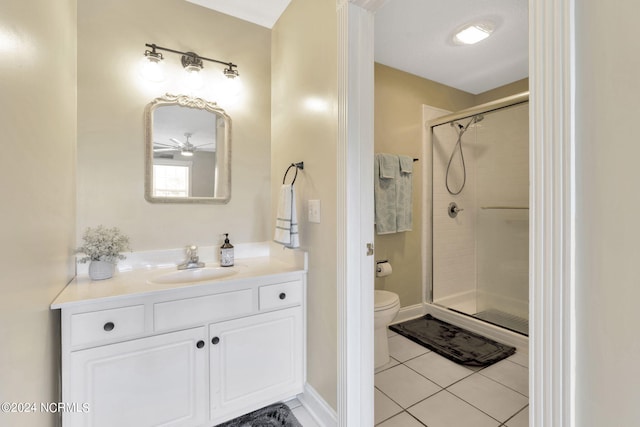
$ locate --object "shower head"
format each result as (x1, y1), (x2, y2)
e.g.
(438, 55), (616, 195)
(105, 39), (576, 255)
(450, 114), (484, 133)
(462, 114), (484, 131)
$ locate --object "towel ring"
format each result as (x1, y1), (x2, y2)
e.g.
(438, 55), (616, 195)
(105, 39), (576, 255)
(282, 162), (304, 185)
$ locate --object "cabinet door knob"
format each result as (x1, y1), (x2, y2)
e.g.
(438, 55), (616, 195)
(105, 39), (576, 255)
(211, 337), (220, 345)
(279, 292), (287, 300)
(103, 322), (115, 332)
(196, 340), (205, 349)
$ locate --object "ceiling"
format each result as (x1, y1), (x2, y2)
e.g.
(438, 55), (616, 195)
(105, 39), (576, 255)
(185, 0), (291, 28)
(186, 0), (528, 94)
(375, 0), (528, 94)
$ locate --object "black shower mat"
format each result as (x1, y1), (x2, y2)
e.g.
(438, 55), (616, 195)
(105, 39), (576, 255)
(389, 314), (516, 367)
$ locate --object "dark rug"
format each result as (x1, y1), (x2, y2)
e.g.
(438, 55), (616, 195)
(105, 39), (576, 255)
(389, 314), (516, 367)
(215, 402), (302, 427)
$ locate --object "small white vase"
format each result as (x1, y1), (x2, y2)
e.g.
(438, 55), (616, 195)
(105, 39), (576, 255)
(88, 260), (116, 281)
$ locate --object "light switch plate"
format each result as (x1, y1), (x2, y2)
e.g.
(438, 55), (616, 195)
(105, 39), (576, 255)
(308, 200), (321, 223)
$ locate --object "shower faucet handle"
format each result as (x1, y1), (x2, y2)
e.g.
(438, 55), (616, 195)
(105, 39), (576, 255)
(448, 202), (464, 218)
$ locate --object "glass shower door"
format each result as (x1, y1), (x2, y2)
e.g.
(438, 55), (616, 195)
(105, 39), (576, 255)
(431, 101), (529, 335)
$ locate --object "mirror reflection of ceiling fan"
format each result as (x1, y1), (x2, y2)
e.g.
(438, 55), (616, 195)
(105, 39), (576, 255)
(153, 132), (213, 157)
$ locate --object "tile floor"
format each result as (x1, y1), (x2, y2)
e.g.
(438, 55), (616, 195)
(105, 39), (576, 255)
(375, 330), (529, 427)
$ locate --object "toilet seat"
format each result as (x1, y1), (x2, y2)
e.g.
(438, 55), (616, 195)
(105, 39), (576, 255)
(375, 290), (400, 311)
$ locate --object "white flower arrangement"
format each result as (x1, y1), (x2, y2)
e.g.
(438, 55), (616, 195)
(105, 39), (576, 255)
(76, 226), (131, 264)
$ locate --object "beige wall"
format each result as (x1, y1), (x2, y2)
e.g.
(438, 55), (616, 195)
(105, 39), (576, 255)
(575, 0), (640, 424)
(272, 0), (338, 410)
(0, 1), (77, 425)
(77, 0), (272, 251)
(374, 63), (476, 306)
(374, 64), (528, 308)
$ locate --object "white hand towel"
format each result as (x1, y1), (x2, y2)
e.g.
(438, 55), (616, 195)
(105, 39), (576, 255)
(274, 184), (300, 248)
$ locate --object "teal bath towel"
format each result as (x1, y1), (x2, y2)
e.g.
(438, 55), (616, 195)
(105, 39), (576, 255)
(374, 153), (413, 234)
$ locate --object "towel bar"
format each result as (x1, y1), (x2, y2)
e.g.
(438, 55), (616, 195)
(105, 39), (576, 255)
(282, 162), (304, 185)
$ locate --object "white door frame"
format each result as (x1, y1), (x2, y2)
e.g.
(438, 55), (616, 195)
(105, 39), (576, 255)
(336, 0), (575, 426)
(336, 2), (377, 425)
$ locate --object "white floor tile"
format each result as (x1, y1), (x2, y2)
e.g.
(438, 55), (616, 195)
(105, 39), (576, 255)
(374, 388), (403, 424)
(387, 334), (429, 362)
(506, 406), (529, 427)
(405, 351), (475, 387)
(375, 364), (441, 408)
(377, 411), (425, 427)
(375, 357), (400, 374)
(480, 359), (529, 396)
(508, 350), (529, 368)
(448, 373), (528, 422)
(407, 391), (500, 427)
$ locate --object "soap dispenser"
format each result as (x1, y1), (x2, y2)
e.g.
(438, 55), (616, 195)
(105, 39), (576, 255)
(220, 233), (234, 267)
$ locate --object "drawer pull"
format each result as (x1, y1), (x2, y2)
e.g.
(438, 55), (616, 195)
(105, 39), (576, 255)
(196, 340), (205, 349)
(211, 337), (220, 345)
(103, 322), (115, 332)
(279, 293), (287, 300)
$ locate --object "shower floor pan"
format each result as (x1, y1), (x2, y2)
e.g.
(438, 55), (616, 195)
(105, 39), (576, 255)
(472, 309), (529, 336)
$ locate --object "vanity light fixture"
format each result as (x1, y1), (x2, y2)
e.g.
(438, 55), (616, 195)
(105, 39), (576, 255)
(142, 43), (240, 83)
(453, 22), (495, 45)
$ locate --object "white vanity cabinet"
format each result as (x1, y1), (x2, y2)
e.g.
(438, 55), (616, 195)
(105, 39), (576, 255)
(67, 326), (208, 427)
(209, 307), (303, 424)
(53, 267), (306, 427)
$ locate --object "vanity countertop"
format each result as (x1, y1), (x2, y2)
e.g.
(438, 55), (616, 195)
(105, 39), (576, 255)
(51, 255), (306, 310)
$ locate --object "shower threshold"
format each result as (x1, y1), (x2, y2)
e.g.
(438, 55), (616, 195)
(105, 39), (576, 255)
(445, 307), (529, 336)
(472, 309), (529, 336)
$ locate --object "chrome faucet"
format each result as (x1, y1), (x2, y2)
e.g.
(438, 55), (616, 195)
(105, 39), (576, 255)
(178, 245), (205, 270)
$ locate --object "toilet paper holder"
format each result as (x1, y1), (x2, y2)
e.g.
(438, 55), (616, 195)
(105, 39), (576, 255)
(376, 259), (389, 273)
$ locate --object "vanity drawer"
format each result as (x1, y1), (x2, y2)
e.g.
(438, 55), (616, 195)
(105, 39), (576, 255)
(259, 280), (302, 311)
(154, 289), (253, 332)
(70, 305), (145, 348)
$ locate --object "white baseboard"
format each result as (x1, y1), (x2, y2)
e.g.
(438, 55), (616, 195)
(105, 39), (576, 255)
(392, 303), (425, 324)
(297, 383), (337, 427)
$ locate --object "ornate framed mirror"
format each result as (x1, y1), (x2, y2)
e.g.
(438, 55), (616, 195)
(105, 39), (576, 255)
(144, 94), (231, 204)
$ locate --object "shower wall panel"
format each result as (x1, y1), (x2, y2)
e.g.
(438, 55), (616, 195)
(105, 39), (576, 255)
(432, 124), (478, 314)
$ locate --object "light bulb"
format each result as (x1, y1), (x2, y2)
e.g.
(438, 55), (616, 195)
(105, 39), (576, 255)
(216, 74), (242, 102)
(184, 67), (204, 90)
(139, 52), (166, 82)
(225, 75), (242, 97)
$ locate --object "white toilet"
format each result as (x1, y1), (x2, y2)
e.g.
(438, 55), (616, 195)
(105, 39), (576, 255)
(374, 290), (401, 368)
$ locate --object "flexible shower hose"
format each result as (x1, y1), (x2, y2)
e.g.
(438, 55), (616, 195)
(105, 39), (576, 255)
(445, 130), (466, 195)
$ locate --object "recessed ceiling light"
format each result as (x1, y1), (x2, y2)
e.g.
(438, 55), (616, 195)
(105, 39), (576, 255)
(453, 22), (495, 45)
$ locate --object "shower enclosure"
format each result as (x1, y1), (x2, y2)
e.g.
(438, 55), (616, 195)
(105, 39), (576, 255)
(429, 94), (529, 335)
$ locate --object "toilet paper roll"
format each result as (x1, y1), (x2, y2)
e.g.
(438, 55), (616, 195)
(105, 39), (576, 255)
(376, 262), (392, 277)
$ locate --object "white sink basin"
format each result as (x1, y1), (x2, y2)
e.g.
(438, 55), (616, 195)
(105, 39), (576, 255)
(149, 266), (238, 285)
